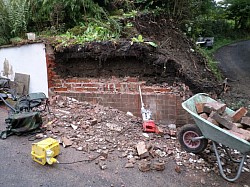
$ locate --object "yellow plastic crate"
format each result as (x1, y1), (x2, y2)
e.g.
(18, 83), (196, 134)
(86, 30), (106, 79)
(31, 138), (60, 165)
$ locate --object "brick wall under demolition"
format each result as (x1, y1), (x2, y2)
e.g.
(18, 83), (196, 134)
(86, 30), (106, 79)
(46, 46), (193, 125)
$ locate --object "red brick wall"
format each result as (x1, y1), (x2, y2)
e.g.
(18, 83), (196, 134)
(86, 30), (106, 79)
(46, 45), (193, 125)
(51, 77), (193, 125)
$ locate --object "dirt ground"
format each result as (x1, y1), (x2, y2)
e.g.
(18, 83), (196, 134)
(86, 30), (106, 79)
(54, 14), (220, 95)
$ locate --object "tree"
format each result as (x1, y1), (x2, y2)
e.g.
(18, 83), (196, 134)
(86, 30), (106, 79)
(224, 0), (250, 29)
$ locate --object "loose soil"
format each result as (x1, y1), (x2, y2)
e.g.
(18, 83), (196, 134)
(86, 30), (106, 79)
(54, 14), (220, 95)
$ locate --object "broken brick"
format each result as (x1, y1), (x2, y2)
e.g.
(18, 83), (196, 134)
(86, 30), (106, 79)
(136, 141), (149, 158)
(227, 128), (250, 141)
(199, 113), (208, 120)
(125, 162), (134, 168)
(241, 116), (250, 127)
(195, 103), (205, 114)
(233, 123), (243, 128)
(138, 160), (151, 172)
(231, 107), (248, 122)
(210, 112), (236, 130)
(203, 102), (226, 114)
(155, 126), (164, 135)
(61, 137), (73, 147)
(151, 161), (165, 171)
(227, 130), (247, 140)
(206, 117), (219, 126)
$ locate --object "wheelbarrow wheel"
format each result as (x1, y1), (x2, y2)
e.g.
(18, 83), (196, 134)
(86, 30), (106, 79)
(178, 124), (208, 154)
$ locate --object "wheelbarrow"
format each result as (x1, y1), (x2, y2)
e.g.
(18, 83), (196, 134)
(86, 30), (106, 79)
(178, 93), (250, 182)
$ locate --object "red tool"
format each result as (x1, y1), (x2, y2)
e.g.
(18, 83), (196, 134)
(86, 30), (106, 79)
(139, 86), (156, 133)
(143, 120), (156, 132)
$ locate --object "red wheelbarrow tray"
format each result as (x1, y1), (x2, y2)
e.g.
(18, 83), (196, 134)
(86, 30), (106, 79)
(182, 93), (250, 154)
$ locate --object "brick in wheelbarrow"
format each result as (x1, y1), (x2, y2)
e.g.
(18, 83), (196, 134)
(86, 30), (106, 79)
(195, 103), (206, 114)
(203, 102), (226, 115)
(210, 111), (237, 130)
(206, 116), (219, 126)
(240, 116), (250, 127)
(230, 107), (248, 122)
(227, 128), (250, 141)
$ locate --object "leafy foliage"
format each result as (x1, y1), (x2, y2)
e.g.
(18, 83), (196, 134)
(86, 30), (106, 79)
(223, 0), (250, 29)
(0, 0), (30, 45)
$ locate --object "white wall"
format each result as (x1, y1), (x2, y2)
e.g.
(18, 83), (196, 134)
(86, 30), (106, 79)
(0, 43), (48, 96)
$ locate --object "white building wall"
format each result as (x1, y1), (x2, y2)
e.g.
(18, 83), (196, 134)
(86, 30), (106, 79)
(0, 43), (48, 96)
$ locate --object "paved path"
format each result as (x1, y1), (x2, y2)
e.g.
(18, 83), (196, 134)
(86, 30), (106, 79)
(214, 40), (250, 98)
(0, 104), (249, 187)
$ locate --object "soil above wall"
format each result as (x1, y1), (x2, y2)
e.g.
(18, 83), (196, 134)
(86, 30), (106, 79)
(54, 14), (221, 95)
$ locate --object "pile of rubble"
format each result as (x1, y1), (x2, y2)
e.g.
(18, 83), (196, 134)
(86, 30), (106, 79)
(35, 95), (249, 176)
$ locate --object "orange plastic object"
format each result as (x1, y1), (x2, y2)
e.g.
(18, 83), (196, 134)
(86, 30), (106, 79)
(143, 120), (156, 133)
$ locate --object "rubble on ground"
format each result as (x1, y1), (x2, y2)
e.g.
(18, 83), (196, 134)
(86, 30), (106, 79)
(37, 96), (249, 176)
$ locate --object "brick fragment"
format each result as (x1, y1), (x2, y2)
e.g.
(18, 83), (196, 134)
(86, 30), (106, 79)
(210, 111), (236, 130)
(195, 103), (205, 114)
(155, 126), (164, 135)
(138, 160), (151, 172)
(207, 117), (219, 126)
(199, 113), (208, 120)
(136, 141), (149, 158)
(233, 123), (243, 128)
(227, 130), (248, 140)
(230, 128), (250, 141)
(151, 161), (165, 171)
(241, 116), (250, 127)
(231, 107), (248, 122)
(204, 102), (226, 114)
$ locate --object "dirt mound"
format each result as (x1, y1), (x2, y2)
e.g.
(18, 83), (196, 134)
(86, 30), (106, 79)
(54, 14), (220, 94)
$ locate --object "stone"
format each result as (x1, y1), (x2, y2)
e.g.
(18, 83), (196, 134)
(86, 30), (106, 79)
(175, 165), (181, 173)
(126, 112), (134, 117)
(155, 126), (164, 135)
(128, 157), (137, 164)
(136, 141), (149, 158)
(71, 124), (78, 130)
(99, 161), (107, 170)
(61, 137), (73, 147)
(35, 133), (44, 139)
(100, 150), (109, 159)
(138, 160), (151, 172)
(77, 147), (83, 151)
(168, 124), (176, 129)
(151, 161), (165, 171)
(89, 118), (98, 126)
(125, 163), (134, 168)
